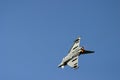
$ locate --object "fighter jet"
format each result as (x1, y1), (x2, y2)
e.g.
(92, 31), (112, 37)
(58, 37), (94, 69)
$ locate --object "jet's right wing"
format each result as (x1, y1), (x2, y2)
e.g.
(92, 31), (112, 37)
(67, 56), (79, 69)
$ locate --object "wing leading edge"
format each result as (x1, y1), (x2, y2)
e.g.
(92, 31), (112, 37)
(68, 37), (80, 56)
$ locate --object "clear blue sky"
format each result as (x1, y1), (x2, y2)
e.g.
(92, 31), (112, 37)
(0, 0), (120, 80)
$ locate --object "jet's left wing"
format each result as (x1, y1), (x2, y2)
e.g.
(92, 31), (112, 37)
(67, 56), (79, 69)
(68, 37), (80, 56)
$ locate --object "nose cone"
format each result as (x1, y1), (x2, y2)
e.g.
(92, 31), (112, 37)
(58, 62), (63, 68)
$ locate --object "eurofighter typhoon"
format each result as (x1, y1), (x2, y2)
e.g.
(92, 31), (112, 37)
(58, 37), (94, 69)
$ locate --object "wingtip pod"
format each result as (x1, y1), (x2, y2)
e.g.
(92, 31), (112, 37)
(73, 66), (79, 70)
